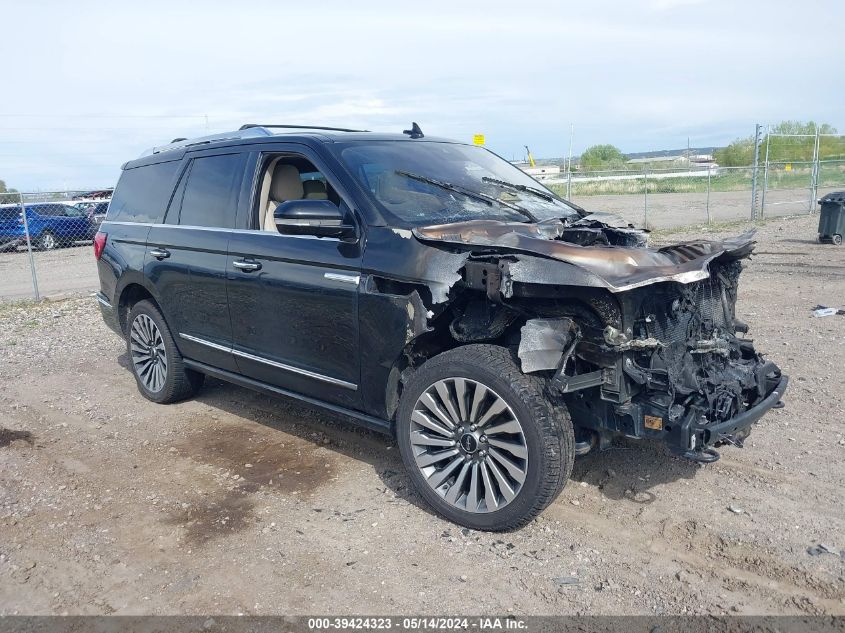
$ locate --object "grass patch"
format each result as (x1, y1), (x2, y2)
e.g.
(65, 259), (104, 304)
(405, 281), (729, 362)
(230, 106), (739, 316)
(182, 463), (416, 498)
(0, 298), (40, 315)
(549, 163), (845, 198)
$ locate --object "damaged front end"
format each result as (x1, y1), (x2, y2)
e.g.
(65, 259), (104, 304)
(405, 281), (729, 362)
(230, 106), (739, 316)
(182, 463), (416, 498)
(411, 218), (788, 463)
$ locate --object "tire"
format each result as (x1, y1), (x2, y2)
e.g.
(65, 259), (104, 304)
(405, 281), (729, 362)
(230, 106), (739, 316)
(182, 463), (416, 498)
(396, 344), (574, 531)
(37, 231), (57, 251)
(833, 234), (843, 246)
(126, 299), (204, 404)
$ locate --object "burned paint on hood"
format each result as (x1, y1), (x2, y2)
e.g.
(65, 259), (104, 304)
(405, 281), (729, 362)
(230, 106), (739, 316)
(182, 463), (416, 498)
(412, 219), (756, 293)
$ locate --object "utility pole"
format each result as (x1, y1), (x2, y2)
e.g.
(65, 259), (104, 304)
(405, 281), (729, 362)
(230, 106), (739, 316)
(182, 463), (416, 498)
(566, 123), (574, 174)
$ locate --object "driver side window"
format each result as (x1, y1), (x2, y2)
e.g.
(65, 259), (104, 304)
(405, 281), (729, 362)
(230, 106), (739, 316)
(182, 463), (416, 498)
(255, 154), (342, 232)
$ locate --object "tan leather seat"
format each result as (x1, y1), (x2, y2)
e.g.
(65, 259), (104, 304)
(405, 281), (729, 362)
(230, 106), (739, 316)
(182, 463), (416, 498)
(263, 164), (304, 231)
(303, 180), (328, 200)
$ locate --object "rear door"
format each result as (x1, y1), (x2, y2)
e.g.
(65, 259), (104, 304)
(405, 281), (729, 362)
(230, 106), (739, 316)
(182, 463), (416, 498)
(100, 159), (183, 305)
(145, 150), (247, 372)
(226, 145), (362, 408)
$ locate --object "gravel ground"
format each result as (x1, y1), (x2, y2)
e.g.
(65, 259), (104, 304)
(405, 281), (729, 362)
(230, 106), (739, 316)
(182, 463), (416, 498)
(0, 242), (96, 302)
(0, 214), (843, 616)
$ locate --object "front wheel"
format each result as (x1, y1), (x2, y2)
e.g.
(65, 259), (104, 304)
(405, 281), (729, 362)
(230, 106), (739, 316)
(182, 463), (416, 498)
(127, 300), (204, 403)
(396, 344), (574, 531)
(833, 234), (843, 246)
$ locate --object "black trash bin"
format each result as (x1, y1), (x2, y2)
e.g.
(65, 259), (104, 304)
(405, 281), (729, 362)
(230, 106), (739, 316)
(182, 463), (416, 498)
(818, 191), (845, 245)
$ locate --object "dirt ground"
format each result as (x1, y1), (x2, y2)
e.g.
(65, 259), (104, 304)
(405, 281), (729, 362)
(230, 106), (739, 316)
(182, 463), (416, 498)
(0, 214), (843, 616)
(570, 185), (842, 229)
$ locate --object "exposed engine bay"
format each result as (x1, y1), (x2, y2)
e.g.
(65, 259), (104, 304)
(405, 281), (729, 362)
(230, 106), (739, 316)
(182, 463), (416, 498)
(397, 214), (788, 462)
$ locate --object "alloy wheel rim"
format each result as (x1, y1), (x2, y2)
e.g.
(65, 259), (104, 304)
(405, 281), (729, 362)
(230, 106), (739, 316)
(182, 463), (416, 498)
(43, 234), (55, 249)
(130, 314), (168, 393)
(409, 377), (528, 513)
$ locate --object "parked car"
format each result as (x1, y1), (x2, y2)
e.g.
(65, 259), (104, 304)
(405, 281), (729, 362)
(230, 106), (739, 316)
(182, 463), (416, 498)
(0, 204), (22, 251)
(80, 201), (110, 227)
(94, 124), (788, 530)
(0, 203), (97, 250)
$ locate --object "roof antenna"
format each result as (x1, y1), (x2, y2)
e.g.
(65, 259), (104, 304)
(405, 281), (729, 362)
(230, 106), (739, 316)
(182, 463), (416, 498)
(403, 122), (424, 139)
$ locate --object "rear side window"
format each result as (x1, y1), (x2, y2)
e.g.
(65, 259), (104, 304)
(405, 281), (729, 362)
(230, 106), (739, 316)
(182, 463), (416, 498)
(108, 160), (180, 223)
(30, 205), (58, 216)
(177, 153), (245, 228)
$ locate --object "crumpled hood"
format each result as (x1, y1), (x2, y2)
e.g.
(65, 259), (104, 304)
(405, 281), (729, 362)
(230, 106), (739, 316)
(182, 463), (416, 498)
(412, 220), (756, 292)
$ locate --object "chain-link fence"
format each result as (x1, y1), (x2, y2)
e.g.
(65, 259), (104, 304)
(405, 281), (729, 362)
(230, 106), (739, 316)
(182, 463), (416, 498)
(546, 159), (845, 230)
(2, 134), (845, 303)
(0, 190), (110, 302)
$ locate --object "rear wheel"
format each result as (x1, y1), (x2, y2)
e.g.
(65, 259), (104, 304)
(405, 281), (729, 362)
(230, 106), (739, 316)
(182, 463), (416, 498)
(37, 231), (57, 251)
(127, 300), (204, 403)
(396, 344), (574, 531)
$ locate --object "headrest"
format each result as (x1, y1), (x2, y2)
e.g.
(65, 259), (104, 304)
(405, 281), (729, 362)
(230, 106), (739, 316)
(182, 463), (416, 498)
(270, 164), (303, 202)
(303, 179), (328, 200)
(376, 171), (408, 204)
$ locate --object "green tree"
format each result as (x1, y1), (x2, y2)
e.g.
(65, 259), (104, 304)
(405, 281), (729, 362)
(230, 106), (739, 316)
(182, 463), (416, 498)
(715, 121), (844, 166)
(0, 179), (16, 204)
(714, 137), (756, 167)
(579, 144), (626, 170)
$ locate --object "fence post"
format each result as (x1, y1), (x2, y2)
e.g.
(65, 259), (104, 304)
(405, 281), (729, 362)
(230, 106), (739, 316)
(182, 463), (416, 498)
(760, 127), (770, 219)
(750, 123), (762, 220)
(810, 128), (820, 212)
(706, 168), (712, 225)
(643, 170), (649, 228)
(18, 192), (40, 301)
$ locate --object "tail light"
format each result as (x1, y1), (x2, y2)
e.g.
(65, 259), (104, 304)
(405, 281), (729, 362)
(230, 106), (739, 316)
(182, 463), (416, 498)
(93, 231), (107, 260)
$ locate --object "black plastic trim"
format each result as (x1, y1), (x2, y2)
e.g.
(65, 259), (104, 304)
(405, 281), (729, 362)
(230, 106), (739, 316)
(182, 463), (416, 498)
(183, 359), (392, 435)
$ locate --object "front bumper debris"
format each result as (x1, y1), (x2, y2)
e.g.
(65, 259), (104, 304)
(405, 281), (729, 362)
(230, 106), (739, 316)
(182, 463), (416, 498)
(676, 375), (788, 462)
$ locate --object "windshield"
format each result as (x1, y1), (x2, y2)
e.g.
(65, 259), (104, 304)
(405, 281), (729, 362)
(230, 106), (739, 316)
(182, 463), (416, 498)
(336, 141), (580, 227)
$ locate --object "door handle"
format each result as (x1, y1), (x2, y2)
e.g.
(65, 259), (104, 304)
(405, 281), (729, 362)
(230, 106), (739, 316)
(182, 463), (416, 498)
(149, 248), (170, 260)
(233, 259), (262, 272)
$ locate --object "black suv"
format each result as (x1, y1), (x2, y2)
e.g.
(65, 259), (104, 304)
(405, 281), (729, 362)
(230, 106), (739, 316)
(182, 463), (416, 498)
(95, 124), (787, 530)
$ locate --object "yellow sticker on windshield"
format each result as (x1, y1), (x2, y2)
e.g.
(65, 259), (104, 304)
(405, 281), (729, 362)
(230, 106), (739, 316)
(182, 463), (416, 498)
(473, 134), (485, 146)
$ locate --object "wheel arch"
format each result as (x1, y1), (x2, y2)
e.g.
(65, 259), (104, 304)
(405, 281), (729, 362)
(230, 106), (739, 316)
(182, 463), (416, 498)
(115, 277), (164, 336)
(382, 287), (620, 426)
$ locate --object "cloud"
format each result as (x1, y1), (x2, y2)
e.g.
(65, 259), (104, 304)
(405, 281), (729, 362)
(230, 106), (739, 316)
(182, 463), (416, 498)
(0, 0), (842, 189)
(648, 0), (706, 9)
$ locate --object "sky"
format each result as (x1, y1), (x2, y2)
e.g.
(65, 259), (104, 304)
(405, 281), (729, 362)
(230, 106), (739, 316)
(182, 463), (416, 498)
(1, 0), (843, 191)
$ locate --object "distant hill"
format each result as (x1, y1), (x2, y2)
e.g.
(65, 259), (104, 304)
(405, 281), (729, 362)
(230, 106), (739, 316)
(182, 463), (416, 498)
(624, 147), (721, 159)
(529, 147), (724, 165)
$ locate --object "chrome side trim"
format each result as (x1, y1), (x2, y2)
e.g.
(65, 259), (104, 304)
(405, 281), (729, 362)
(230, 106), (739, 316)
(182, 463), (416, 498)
(103, 221), (341, 241)
(95, 293), (112, 309)
(102, 221), (154, 227)
(231, 348), (358, 391)
(178, 333), (357, 391)
(179, 332), (234, 354)
(323, 272), (360, 285)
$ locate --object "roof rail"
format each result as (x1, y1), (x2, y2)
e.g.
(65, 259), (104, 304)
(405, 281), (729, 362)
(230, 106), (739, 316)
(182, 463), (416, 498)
(140, 124), (370, 158)
(140, 127), (274, 157)
(239, 124), (369, 133)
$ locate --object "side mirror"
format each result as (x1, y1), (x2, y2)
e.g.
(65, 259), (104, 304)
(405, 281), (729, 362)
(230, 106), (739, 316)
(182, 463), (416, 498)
(274, 199), (355, 239)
